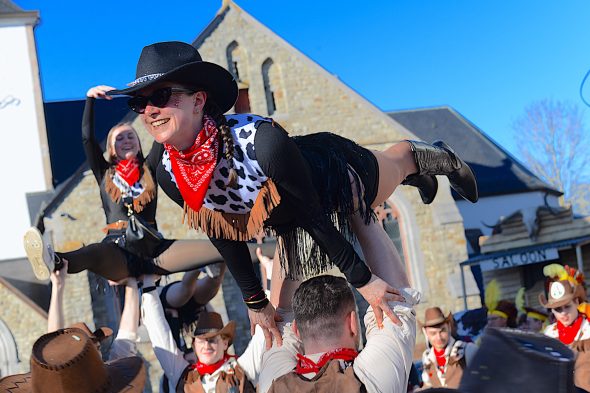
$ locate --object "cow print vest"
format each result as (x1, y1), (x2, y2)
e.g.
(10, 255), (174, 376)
(161, 114), (271, 215)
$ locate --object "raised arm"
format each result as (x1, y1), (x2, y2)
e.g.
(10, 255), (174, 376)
(108, 278), (140, 361)
(209, 237), (282, 350)
(141, 275), (189, 388)
(47, 260), (68, 332)
(82, 86), (114, 182)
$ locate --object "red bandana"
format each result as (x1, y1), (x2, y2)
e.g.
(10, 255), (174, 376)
(190, 353), (235, 376)
(295, 348), (359, 375)
(434, 347), (447, 371)
(558, 315), (584, 345)
(115, 158), (140, 186)
(164, 115), (219, 212)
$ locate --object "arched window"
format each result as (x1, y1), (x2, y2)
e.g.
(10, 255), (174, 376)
(226, 41), (249, 83)
(226, 42), (250, 113)
(262, 58), (277, 115)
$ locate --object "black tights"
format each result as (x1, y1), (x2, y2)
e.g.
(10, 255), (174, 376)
(59, 239), (276, 282)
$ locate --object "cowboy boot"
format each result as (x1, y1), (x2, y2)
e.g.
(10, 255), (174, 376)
(23, 227), (62, 280)
(401, 174), (438, 204)
(405, 140), (478, 203)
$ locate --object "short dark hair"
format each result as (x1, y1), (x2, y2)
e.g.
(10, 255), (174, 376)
(293, 275), (356, 342)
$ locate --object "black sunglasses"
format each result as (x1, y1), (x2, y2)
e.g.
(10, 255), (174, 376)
(128, 87), (196, 114)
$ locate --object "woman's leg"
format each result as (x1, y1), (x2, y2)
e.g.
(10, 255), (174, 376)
(153, 239), (276, 274)
(371, 142), (418, 208)
(59, 243), (131, 281)
(163, 263), (226, 308)
(191, 263), (226, 305)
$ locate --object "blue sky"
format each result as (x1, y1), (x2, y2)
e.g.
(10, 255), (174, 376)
(17, 0), (590, 156)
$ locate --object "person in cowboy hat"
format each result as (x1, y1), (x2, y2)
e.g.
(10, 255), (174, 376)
(419, 328), (579, 393)
(141, 274), (266, 393)
(0, 327), (146, 393)
(419, 307), (478, 389)
(256, 228), (420, 393)
(46, 260), (141, 361)
(541, 264), (590, 392)
(99, 40), (476, 347)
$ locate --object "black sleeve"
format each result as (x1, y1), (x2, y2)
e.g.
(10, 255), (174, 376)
(145, 141), (165, 174)
(81, 97), (109, 183)
(254, 122), (372, 288)
(208, 237), (264, 300)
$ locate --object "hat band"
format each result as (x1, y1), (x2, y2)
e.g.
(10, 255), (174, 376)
(127, 73), (165, 87)
(527, 311), (548, 322)
(194, 328), (221, 336)
(488, 310), (508, 319)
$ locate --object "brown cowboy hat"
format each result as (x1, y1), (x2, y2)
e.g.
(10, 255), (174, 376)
(107, 41), (238, 113)
(191, 311), (236, 345)
(0, 328), (145, 393)
(69, 322), (113, 342)
(539, 280), (586, 309)
(420, 307), (453, 328)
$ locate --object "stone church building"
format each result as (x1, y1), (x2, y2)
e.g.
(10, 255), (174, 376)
(2, 1), (476, 389)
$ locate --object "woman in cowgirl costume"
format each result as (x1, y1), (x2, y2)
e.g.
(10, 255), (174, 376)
(22, 85), (243, 313)
(75, 40), (476, 346)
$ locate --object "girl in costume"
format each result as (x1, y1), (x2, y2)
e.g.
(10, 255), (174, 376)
(541, 263), (590, 392)
(35, 41), (478, 344)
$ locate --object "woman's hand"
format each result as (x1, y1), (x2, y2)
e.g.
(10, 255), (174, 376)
(86, 85), (115, 100)
(357, 274), (405, 328)
(247, 301), (283, 350)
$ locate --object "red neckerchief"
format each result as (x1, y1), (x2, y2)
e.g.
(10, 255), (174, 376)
(115, 158), (140, 186)
(190, 353), (235, 376)
(433, 347), (447, 371)
(295, 348), (359, 375)
(558, 315), (584, 345)
(164, 115), (219, 212)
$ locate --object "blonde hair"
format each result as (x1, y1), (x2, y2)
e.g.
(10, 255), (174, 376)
(105, 122), (142, 163)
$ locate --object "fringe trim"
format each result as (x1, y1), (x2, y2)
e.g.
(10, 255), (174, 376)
(104, 163), (156, 213)
(183, 179), (282, 241)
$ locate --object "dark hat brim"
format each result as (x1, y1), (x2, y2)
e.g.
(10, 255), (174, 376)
(0, 357), (146, 393)
(192, 320), (236, 346)
(108, 61), (238, 114)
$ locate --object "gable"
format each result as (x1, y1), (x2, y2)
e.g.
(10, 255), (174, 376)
(192, 3), (413, 145)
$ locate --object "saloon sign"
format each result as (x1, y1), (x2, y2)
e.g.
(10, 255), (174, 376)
(479, 248), (559, 272)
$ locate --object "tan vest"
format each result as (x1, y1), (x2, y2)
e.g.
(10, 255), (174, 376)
(268, 360), (366, 393)
(177, 363), (255, 393)
(571, 338), (590, 392)
(422, 356), (465, 389)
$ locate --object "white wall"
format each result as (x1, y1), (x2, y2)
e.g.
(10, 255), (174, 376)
(456, 191), (561, 236)
(0, 24), (48, 259)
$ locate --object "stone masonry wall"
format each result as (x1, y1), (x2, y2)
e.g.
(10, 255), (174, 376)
(0, 281), (47, 373)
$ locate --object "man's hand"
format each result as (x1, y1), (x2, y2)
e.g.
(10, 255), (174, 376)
(247, 302), (283, 350)
(357, 274), (405, 328)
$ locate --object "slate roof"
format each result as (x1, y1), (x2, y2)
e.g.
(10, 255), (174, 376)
(0, 0), (23, 13)
(387, 107), (562, 199)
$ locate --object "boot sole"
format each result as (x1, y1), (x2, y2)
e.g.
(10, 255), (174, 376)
(23, 228), (50, 281)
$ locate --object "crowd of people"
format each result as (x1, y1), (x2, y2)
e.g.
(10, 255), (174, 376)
(3, 41), (587, 392)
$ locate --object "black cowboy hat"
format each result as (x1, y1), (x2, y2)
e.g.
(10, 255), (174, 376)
(108, 41), (238, 113)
